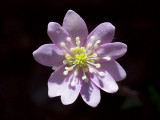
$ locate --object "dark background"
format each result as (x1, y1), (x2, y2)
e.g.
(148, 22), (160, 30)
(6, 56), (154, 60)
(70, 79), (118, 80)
(1, 0), (160, 120)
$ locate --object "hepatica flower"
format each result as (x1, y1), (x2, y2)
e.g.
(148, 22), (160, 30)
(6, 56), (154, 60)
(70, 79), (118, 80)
(33, 10), (127, 107)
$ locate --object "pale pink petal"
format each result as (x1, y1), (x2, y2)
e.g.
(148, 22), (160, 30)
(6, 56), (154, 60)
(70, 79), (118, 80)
(88, 70), (118, 93)
(87, 22), (115, 46)
(33, 44), (65, 67)
(100, 61), (126, 81)
(48, 65), (67, 97)
(47, 22), (72, 48)
(80, 80), (101, 107)
(63, 10), (88, 46)
(61, 74), (82, 105)
(95, 42), (127, 60)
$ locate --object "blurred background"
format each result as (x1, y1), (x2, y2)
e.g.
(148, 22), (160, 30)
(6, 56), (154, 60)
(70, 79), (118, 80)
(0, 0), (160, 120)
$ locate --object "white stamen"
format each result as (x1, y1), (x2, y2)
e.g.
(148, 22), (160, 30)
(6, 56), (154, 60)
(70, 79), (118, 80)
(90, 36), (95, 41)
(66, 37), (71, 42)
(82, 75), (87, 80)
(65, 67), (72, 71)
(81, 47), (85, 53)
(52, 66), (57, 70)
(94, 44), (98, 49)
(96, 57), (100, 61)
(60, 42), (65, 47)
(89, 67), (94, 73)
(88, 57), (99, 61)
(87, 61), (101, 69)
(74, 70), (78, 76)
(95, 63), (101, 68)
(65, 67), (69, 70)
(63, 60), (68, 64)
(87, 43), (92, 48)
(104, 56), (111, 61)
(87, 50), (92, 55)
(96, 40), (101, 44)
(70, 48), (75, 53)
(92, 40), (101, 50)
(76, 36), (80, 41)
(65, 66), (74, 71)
(98, 72), (104, 76)
(63, 71), (68, 75)
(71, 80), (75, 86)
(76, 37), (80, 46)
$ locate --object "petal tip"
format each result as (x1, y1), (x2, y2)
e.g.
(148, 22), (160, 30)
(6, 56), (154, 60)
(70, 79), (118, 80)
(122, 43), (127, 49)
(121, 70), (127, 80)
(122, 43), (128, 55)
(48, 22), (54, 28)
(48, 89), (56, 98)
(32, 50), (36, 57)
(48, 93), (54, 98)
(89, 102), (100, 108)
(61, 97), (73, 105)
(67, 9), (75, 13)
(48, 22), (60, 31)
(103, 22), (115, 30)
(66, 10), (78, 16)
(109, 85), (119, 93)
(32, 50), (39, 61)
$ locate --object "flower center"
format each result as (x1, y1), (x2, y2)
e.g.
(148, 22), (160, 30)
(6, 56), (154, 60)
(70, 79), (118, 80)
(75, 53), (87, 67)
(56, 36), (109, 86)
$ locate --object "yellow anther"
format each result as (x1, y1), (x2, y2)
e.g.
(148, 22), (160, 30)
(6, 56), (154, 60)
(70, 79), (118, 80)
(65, 54), (72, 59)
(92, 53), (97, 57)
(84, 68), (88, 72)
(75, 47), (79, 52)
(70, 48), (75, 53)
(81, 47), (85, 53)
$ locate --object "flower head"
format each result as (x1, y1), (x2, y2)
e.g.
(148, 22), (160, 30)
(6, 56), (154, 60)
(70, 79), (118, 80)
(33, 10), (127, 107)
